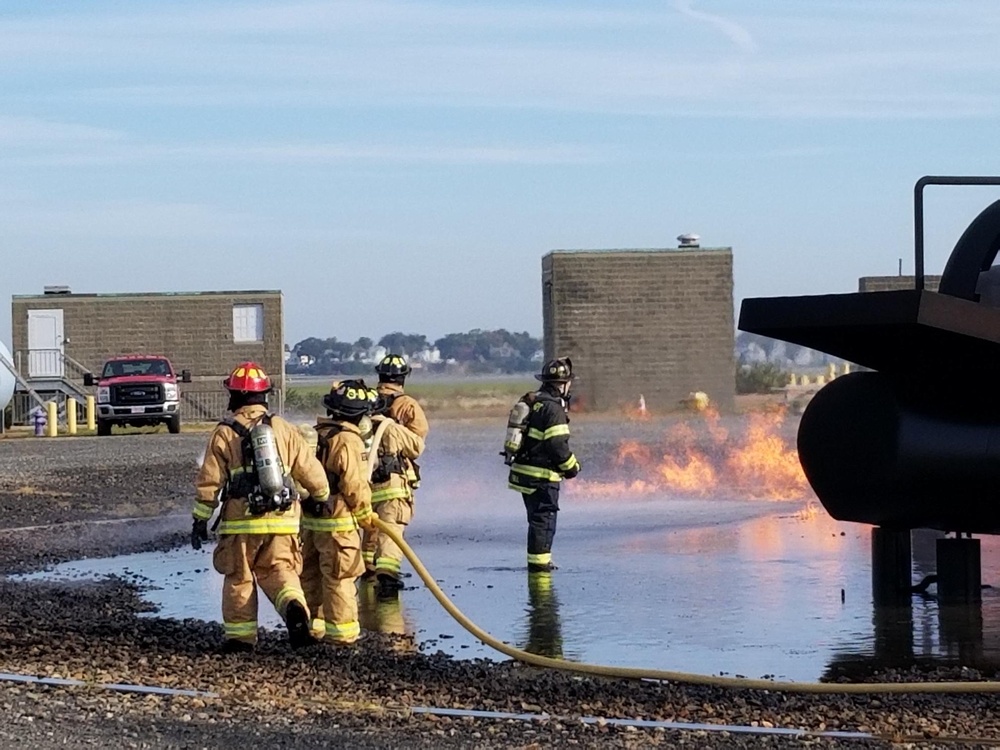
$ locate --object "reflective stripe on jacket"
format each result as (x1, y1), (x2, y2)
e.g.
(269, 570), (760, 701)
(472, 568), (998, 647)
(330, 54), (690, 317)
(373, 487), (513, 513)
(507, 389), (579, 494)
(301, 419), (373, 532)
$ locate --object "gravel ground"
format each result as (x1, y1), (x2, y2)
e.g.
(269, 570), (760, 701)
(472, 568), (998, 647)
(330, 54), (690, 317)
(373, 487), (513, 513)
(1, 434), (1000, 748)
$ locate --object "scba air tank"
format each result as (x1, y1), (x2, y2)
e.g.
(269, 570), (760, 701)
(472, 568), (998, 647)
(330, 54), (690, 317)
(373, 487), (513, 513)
(503, 400), (531, 463)
(250, 422), (286, 497)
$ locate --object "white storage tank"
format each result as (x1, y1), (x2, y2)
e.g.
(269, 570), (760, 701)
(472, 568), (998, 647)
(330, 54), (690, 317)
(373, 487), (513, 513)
(0, 341), (14, 412)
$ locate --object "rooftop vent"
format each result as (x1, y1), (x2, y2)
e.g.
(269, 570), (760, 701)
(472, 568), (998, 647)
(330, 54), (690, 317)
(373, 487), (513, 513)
(677, 233), (701, 248)
(43, 286), (72, 295)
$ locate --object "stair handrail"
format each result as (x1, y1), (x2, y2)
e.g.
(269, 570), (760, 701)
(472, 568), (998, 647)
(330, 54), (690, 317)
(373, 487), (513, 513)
(61, 352), (92, 380)
(0, 349), (47, 410)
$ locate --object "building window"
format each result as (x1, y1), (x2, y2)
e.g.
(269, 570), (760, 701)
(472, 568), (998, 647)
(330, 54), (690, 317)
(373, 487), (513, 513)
(233, 304), (264, 342)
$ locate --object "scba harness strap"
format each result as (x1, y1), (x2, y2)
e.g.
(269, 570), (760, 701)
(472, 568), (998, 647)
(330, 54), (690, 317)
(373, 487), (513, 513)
(220, 414), (296, 517)
(368, 409), (407, 484)
(313, 425), (343, 510)
(377, 393), (398, 415)
(371, 452), (406, 484)
(316, 423), (354, 487)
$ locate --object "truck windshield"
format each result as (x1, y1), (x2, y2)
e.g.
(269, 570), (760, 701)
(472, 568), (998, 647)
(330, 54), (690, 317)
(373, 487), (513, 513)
(102, 359), (172, 378)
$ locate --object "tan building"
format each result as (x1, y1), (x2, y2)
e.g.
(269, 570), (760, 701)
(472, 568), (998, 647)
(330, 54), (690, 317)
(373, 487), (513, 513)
(542, 246), (735, 413)
(10, 288), (284, 420)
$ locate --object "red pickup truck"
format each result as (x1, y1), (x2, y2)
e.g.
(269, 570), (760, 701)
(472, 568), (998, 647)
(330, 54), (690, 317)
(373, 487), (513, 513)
(84, 355), (191, 436)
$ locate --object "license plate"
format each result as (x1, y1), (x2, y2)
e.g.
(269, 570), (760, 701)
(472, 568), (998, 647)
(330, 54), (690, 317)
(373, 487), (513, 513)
(130, 407), (145, 414)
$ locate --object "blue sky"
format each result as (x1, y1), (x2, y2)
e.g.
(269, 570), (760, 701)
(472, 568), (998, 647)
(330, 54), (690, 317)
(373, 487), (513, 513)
(3, 0), (1000, 346)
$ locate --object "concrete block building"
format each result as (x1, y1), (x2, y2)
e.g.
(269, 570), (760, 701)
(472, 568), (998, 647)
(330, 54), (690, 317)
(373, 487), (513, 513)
(10, 288), (284, 419)
(542, 246), (735, 413)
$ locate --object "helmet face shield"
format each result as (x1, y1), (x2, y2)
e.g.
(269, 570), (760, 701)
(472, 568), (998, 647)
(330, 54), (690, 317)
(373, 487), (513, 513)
(535, 356), (574, 384)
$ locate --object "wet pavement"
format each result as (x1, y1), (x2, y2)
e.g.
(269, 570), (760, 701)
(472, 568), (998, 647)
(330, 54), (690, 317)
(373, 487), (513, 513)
(15, 414), (1000, 684)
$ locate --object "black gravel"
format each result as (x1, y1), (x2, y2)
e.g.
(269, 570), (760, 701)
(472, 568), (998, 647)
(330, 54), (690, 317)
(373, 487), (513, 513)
(1, 433), (999, 748)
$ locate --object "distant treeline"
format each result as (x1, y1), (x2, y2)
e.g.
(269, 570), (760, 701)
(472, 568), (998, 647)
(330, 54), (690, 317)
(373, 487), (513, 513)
(286, 329), (543, 376)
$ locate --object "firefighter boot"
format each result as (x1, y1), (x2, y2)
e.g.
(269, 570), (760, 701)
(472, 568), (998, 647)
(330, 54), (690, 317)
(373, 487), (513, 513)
(219, 640), (255, 655)
(528, 562), (557, 573)
(377, 573), (404, 599)
(285, 601), (315, 650)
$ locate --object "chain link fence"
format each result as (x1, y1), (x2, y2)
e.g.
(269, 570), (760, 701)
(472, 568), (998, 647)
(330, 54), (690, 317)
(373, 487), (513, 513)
(8, 389), (284, 426)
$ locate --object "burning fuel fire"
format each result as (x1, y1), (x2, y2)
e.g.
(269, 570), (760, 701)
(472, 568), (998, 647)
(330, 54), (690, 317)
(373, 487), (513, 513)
(570, 407), (812, 501)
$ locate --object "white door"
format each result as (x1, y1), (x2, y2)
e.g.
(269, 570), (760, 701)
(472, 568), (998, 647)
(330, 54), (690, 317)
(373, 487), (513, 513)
(27, 309), (64, 378)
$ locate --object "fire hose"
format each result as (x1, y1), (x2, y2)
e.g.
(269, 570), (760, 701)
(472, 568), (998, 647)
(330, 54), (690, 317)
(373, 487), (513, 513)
(365, 421), (1000, 694)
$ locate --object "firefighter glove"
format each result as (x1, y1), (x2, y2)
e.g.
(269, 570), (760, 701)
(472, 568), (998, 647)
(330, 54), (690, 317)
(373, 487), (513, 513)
(354, 507), (377, 531)
(191, 519), (209, 550)
(302, 498), (330, 517)
(563, 461), (581, 479)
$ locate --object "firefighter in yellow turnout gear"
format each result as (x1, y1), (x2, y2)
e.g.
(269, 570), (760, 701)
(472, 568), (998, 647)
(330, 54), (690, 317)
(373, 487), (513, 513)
(191, 362), (329, 653)
(365, 353), (429, 597)
(300, 380), (379, 645)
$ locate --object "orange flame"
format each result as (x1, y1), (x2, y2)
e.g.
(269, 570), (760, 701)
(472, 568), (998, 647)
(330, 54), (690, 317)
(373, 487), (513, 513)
(571, 406), (811, 502)
(725, 412), (808, 500)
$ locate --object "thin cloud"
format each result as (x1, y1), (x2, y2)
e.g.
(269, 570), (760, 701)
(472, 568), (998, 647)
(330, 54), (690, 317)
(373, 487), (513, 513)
(673, 0), (757, 53)
(0, 199), (272, 241)
(0, 116), (125, 145)
(3, 3), (1000, 121)
(3, 137), (606, 168)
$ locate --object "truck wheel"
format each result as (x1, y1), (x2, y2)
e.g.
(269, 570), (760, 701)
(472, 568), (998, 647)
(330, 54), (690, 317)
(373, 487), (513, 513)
(97, 420), (112, 437)
(167, 415), (181, 434)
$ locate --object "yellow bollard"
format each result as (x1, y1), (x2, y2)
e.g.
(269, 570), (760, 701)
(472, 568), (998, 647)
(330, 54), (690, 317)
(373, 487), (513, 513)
(816, 375), (827, 386)
(841, 362), (852, 376)
(827, 363), (837, 379)
(86, 395), (96, 431)
(45, 401), (58, 437)
(67, 397), (77, 436)
(788, 373), (798, 387)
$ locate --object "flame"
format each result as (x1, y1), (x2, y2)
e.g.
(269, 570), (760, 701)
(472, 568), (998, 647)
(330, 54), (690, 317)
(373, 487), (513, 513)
(571, 406), (811, 502)
(725, 412), (808, 500)
(656, 448), (717, 495)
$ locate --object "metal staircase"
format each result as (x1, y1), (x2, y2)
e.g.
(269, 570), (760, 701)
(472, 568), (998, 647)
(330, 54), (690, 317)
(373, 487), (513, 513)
(6, 349), (92, 423)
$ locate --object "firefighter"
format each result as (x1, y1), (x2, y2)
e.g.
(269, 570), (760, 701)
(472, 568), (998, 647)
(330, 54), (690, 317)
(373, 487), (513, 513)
(191, 362), (329, 653)
(367, 404), (425, 597)
(507, 357), (581, 572)
(363, 353), (429, 591)
(300, 379), (378, 645)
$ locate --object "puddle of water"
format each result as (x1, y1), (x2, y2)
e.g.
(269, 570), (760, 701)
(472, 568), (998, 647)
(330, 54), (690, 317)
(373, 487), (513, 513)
(12, 419), (1000, 682)
(15, 504), (1000, 682)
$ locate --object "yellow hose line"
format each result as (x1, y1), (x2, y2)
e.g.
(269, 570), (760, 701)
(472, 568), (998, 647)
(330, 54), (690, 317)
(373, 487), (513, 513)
(373, 518), (1000, 695)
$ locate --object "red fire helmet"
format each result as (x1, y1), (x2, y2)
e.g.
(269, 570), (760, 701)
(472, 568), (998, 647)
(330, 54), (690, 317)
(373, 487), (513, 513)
(223, 362), (272, 393)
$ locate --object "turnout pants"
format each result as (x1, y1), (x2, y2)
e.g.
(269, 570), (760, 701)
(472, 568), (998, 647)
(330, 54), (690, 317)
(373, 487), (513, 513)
(363, 498), (413, 580)
(213, 533), (307, 644)
(300, 528), (364, 644)
(522, 483), (560, 567)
